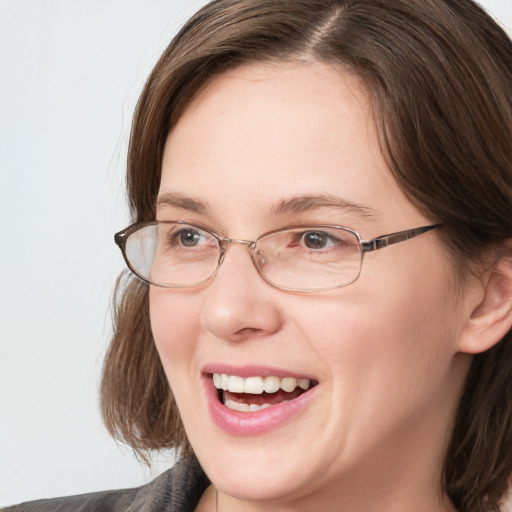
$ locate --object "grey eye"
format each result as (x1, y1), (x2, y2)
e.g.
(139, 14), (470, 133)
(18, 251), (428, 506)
(178, 229), (203, 247)
(302, 231), (329, 249)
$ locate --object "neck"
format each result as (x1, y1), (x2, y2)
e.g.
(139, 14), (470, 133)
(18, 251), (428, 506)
(212, 461), (458, 512)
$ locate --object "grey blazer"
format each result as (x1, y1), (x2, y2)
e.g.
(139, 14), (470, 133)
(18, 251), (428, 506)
(1, 458), (210, 512)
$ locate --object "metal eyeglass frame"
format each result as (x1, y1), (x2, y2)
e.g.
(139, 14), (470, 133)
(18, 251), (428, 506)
(114, 221), (441, 293)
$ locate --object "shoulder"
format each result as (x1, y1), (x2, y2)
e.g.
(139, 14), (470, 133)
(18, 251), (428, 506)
(1, 457), (209, 512)
(0, 487), (136, 512)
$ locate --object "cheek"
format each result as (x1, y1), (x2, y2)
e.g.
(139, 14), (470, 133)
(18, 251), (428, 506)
(302, 250), (461, 423)
(149, 288), (201, 375)
(352, 241), (457, 356)
(304, 289), (455, 388)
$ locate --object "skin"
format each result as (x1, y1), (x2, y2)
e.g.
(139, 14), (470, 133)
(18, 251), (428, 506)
(149, 61), (480, 512)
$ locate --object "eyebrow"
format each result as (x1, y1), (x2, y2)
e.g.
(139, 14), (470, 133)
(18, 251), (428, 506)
(273, 194), (378, 219)
(156, 191), (378, 219)
(156, 192), (208, 213)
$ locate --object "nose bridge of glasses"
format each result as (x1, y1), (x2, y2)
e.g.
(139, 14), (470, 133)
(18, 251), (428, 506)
(220, 237), (255, 250)
(217, 238), (262, 275)
(208, 236), (264, 288)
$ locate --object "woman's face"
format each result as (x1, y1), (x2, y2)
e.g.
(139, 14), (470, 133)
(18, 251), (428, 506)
(151, 62), (471, 510)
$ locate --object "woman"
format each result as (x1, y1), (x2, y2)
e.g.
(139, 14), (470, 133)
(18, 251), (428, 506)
(5, 0), (512, 511)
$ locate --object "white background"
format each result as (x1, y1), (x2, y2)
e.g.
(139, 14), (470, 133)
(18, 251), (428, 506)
(0, 0), (510, 507)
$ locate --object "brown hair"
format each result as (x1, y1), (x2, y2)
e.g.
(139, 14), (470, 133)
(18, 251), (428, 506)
(100, 1), (512, 510)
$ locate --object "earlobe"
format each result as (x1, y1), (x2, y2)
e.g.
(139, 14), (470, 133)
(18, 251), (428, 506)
(458, 252), (512, 355)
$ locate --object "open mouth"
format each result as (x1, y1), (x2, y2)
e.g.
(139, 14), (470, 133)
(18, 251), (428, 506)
(212, 373), (318, 412)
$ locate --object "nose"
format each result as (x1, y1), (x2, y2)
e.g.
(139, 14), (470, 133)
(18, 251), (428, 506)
(199, 244), (283, 342)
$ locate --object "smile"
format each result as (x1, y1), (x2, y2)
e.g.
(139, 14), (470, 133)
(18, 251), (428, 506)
(204, 369), (319, 434)
(213, 373), (314, 412)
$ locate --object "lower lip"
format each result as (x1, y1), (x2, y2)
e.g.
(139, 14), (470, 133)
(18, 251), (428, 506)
(203, 376), (319, 435)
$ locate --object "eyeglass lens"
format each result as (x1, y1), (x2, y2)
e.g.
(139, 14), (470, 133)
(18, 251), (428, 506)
(123, 222), (363, 291)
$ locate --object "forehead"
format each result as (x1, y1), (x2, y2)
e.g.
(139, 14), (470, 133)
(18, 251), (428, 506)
(167, 61), (372, 167)
(158, 62), (425, 233)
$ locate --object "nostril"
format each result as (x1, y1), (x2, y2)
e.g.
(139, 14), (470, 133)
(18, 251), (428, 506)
(234, 326), (263, 337)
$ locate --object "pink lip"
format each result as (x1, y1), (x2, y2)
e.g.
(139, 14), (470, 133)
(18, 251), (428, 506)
(202, 368), (319, 436)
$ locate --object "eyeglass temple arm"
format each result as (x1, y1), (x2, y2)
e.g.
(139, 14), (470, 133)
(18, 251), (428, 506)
(361, 224), (440, 252)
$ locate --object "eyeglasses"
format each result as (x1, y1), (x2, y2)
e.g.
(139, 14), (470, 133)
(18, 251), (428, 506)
(114, 221), (440, 293)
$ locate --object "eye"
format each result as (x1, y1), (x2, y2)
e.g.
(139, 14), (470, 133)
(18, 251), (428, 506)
(163, 224), (215, 251)
(177, 228), (204, 247)
(301, 231), (336, 250)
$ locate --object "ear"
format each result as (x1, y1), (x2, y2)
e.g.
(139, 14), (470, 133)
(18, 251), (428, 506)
(457, 246), (512, 355)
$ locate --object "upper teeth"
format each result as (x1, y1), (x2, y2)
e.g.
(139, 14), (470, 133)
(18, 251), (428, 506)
(213, 373), (311, 394)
